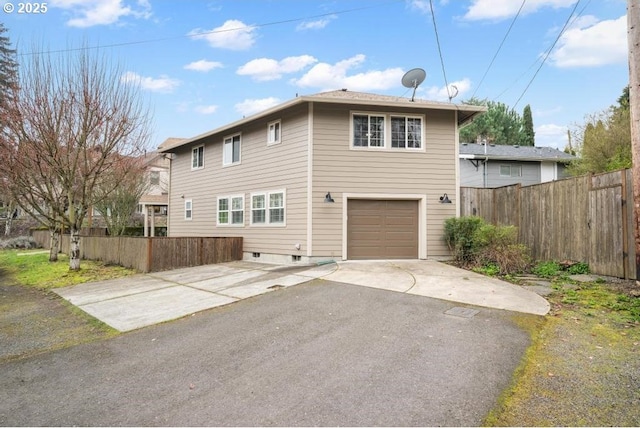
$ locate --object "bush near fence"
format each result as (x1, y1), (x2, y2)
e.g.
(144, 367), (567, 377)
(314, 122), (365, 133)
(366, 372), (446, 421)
(460, 168), (636, 279)
(30, 229), (242, 273)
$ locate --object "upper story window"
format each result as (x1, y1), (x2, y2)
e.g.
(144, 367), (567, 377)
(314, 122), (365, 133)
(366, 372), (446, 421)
(223, 134), (241, 166)
(391, 116), (422, 149)
(352, 112), (424, 150)
(149, 171), (160, 185)
(192, 145), (204, 170)
(267, 120), (281, 145)
(353, 114), (385, 148)
(500, 164), (522, 177)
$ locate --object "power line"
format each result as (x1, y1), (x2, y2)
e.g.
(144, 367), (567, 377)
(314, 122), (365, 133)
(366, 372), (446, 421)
(471, 0), (527, 99)
(429, 0), (451, 101)
(512, 0), (583, 109)
(18, 1), (403, 57)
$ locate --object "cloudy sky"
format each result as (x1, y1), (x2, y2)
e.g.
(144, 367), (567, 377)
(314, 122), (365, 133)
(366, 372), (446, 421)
(2, 0), (628, 150)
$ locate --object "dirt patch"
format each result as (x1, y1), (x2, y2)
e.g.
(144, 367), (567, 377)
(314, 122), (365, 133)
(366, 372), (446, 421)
(0, 276), (117, 362)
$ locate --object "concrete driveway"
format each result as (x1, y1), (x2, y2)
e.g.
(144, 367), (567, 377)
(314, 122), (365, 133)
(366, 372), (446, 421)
(2, 280), (534, 426)
(54, 260), (550, 332)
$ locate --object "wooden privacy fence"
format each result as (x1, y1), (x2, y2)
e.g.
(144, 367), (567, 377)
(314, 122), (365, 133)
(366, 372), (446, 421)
(30, 230), (243, 273)
(460, 169), (636, 279)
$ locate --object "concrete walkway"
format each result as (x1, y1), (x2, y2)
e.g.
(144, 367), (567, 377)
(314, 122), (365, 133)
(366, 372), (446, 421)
(54, 260), (550, 332)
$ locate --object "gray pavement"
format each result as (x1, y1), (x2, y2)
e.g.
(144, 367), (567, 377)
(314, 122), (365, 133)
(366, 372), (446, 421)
(0, 280), (534, 426)
(54, 260), (550, 332)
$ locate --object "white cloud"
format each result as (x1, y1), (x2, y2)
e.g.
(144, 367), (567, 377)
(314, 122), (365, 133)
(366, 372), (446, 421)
(293, 54), (405, 91)
(235, 97), (281, 116)
(121, 71), (180, 93)
(296, 15), (336, 31)
(188, 19), (256, 50)
(550, 15), (627, 68)
(535, 123), (569, 149)
(237, 55), (317, 81)
(462, 0), (576, 21)
(425, 78), (472, 101)
(184, 60), (224, 72)
(194, 105), (219, 114)
(49, 0), (151, 27)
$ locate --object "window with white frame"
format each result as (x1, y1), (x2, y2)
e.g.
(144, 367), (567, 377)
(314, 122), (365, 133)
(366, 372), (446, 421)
(267, 120), (281, 145)
(251, 193), (266, 224)
(223, 134), (241, 166)
(250, 191), (285, 225)
(192, 145), (204, 169)
(500, 164), (523, 177)
(353, 114), (385, 147)
(185, 199), (192, 220)
(391, 116), (422, 148)
(352, 113), (424, 149)
(217, 195), (244, 226)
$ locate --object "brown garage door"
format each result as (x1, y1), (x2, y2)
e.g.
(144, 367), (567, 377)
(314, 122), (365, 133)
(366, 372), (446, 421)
(347, 199), (418, 260)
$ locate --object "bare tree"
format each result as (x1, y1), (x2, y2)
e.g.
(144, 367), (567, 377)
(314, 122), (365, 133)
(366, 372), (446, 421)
(93, 155), (149, 236)
(1, 45), (151, 270)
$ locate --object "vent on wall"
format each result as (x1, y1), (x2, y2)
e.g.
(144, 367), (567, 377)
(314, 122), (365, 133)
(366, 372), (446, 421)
(252, 252), (260, 258)
(292, 255), (301, 262)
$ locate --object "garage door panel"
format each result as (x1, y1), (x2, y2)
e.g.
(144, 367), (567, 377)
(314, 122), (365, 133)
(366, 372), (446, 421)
(347, 199), (418, 260)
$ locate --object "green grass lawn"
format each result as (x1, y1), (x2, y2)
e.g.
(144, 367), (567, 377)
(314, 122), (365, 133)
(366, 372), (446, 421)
(0, 249), (137, 289)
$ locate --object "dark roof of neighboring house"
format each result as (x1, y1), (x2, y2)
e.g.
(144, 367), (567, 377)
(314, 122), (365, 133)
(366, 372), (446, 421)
(158, 90), (487, 153)
(459, 143), (575, 163)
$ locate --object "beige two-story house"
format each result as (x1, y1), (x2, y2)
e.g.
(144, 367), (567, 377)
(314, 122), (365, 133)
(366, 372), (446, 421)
(158, 90), (485, 264)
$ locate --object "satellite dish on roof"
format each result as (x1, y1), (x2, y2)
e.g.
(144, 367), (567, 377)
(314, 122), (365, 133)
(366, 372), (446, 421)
(401, 68), (426, 102)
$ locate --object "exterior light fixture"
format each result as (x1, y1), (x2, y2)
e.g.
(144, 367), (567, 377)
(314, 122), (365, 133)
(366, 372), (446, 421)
(324, 192), (335, 203)
(439, 193), (451, 203)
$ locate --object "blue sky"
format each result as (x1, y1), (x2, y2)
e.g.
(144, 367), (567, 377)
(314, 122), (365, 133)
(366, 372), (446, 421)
(2, 0), (628, 150)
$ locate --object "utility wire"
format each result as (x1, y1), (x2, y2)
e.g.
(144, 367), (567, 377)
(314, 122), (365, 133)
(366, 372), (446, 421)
(429, 0), (451, 101)
(18, 0), (403, 57)
(512, 0), (582, 109)
(471, 0), (527, 99)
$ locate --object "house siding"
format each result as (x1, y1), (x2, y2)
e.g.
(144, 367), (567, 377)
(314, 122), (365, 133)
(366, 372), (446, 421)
(487, 160), (540, 187)
(311, 103), (457, 258)
(167, 104), (310, 256)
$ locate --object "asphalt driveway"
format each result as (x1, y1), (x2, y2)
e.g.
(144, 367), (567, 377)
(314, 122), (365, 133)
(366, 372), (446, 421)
(0, 280), (534, 426)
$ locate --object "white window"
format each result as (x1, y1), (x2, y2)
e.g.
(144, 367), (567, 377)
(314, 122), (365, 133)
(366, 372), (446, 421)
(500, 165), (523, 177)
(250, 190), (285, 226)
(217, 195), (244, 226)
(391, 116), (422, 149)
(185, 199), (192, 220)
(223, 134), (241, 166)
(192, 145), (204, 169)
(353, 114), (385, 148)
(251, 193), (266, 224)
(267, 120), (281, 145)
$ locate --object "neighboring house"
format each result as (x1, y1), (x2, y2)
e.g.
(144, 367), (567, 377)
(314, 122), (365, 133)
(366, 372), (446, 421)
(459, 143), (575, 188)
(158, 90), (486, 263)
(138, 146), (175, 236)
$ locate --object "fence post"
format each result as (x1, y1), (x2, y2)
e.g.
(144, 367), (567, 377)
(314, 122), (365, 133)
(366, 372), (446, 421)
(146, 237), (152, 273)
(622, 169), (630, 279)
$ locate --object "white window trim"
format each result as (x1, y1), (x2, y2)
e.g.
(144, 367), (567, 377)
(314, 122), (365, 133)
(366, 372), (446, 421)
(217, 195), (245, 227)
(350, 111), (426, 152)
(267, 120), (281, 146)
(184, 199), (193, 221)
(191, 145), (204, 170)
(249, 189), (286, 227)
(500, 164), (523, 177)
(223, 133), (242, 167)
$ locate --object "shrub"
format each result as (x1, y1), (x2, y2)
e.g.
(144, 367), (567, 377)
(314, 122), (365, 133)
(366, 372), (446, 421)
(533, 260), (561, 278)
(473, 224), (531, 275)
(443, 216), (486, 264)
(0, 236), (39, 249)
(567, 261), (590, 275)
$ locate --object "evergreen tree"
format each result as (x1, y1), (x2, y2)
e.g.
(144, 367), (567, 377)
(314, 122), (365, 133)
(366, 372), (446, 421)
(460, 98), (524, 145)
(0, 23), (18, 129)
(522, 104), (535, 146)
